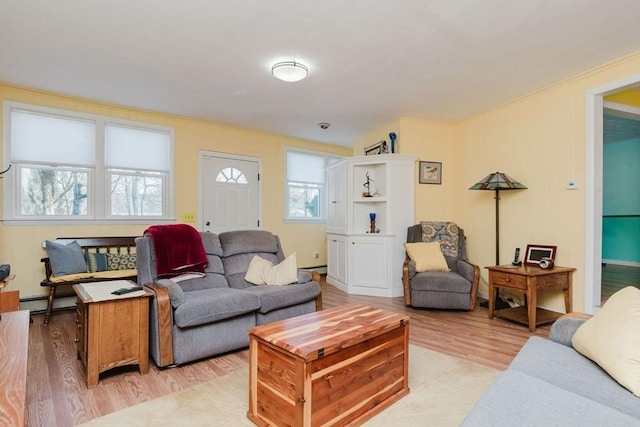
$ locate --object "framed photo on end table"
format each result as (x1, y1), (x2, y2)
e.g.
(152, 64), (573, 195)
(524, 244), (557, 266)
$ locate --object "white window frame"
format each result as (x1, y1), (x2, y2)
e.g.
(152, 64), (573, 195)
(2, 101), (175, 225)
(284, 147), (343, 223)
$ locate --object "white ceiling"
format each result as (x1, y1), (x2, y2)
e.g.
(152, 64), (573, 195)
(1, 0), (639, 147)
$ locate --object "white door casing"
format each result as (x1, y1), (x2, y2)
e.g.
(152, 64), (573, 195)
(585, 72), (640, 313)
(200, 151), (261, 233)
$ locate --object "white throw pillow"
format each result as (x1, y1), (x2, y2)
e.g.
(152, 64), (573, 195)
(244, 256), (273, 285)
(572, 286), (640, 397)
(244, 253), (298, 286)
(264, 252), (298, 286)
(404, 242), (450, 272)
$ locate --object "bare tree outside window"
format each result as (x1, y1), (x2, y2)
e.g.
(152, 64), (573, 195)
(110, 172), (163, 216)
(20, 167), (88, 216)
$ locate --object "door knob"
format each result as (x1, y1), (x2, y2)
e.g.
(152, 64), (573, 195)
(206, 221), (211, 226)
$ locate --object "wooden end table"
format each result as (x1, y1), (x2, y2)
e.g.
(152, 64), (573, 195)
(0, 274), (18, 316)
(73, 282), (152, 388)
(248, 304), (410, 427)
(486, 264), (576, 331)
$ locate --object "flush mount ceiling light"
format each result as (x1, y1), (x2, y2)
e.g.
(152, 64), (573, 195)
(272, 61), (308, 82)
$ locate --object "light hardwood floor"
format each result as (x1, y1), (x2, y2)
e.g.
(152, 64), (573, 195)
(601, 264), (640, 303)
(27, 279), (552, 427)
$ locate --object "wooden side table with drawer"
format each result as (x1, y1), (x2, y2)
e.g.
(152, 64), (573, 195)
(73, 282), (152, 388)
(486, 265), (576, 331)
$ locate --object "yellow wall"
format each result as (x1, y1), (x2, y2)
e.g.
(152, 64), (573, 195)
(605, 88), (640, 107)
(454, 52), (640, 311)
(357, 51), (640, 312)
(0, 84), (351, 301)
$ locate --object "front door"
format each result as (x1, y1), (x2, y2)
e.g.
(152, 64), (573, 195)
(201, 153), (260, 233)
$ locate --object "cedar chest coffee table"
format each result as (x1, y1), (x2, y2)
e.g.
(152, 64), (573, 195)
(247, 304), (410, 427)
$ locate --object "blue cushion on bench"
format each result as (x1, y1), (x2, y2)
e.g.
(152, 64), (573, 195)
(85, 252), (108, 272)
(46, 240), (87, 276)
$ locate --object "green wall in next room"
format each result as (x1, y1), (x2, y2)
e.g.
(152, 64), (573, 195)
(603, 136), (640, 264)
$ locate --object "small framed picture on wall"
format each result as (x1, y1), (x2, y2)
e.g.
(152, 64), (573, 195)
(419, 161), (442, 184)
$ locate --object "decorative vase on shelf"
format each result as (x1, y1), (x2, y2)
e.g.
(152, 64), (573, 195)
(369, 212), (376, 234)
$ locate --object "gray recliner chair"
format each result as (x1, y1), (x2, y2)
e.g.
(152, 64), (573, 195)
(402, 222), (480, 310)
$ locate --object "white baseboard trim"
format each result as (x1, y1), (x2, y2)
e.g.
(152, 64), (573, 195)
(602, 259), (640, 268)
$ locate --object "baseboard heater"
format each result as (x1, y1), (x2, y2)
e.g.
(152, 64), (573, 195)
(20, 291), (76, 315)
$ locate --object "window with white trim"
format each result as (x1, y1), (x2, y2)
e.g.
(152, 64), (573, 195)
(285, 148), (342, 221)
(3, 102), (174, 222)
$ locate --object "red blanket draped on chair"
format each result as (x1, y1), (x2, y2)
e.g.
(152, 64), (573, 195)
(144, 224), (208, 277)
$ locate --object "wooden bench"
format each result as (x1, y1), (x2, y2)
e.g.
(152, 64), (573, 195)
(40, 237), (138, 325)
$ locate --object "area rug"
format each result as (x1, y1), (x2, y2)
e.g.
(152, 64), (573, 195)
(80, 345), (499, 427)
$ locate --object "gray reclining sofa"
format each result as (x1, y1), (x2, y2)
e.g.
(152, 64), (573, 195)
(136, 229), (322, 367)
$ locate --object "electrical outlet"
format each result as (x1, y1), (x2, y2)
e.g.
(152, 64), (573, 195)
(182, 212), (196, 223)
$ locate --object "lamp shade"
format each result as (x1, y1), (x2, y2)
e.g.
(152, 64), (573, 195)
(272, 61), (308, 82)
(469, 172), (527, 190)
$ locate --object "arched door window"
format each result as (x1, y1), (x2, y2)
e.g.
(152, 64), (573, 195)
(216, 167), (247, 184)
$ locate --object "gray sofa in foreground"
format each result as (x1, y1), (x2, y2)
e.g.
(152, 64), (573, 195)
(461, 315), (640, 426)
(136, 229), (322, 367)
